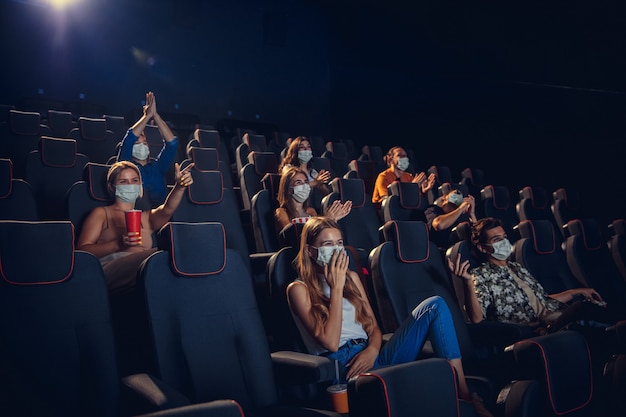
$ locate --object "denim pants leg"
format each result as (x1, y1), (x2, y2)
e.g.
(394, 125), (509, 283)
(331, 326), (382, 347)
(374, 295), (462, 368)
(324, 339), (368, 383)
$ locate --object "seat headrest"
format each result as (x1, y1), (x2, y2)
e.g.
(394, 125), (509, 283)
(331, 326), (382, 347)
(194, 129), (220, 149)
(84, 162), (112, 201)
(518, 220), (556, 254)
(330, 177), (366, 208)
(249, 152), (278, 176)
(0, 158), (13, 199)
(389, 181), (422, 210)
(10, 110), (41, 136)
(382, 220), (430, 263)
(567, 218), (602, 250)
(157, 222), (226, 276)
(512, 331), (593, 415)
(79, 117), (107, 141)
(489, 185), (510, 210)
(189, 147), (219, 171)
(247, 134), (266, 152)
(187, 170), (224, 205)
(520, 186), (548, 210)
(330, 142), (347, 159)
(261, 173), (281, 200)
(0, 221), (75, 285)
(40, 136), (78, 167)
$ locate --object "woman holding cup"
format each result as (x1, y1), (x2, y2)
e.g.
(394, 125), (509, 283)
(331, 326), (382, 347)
(287, 217), (493, 417)
(77, 160), (193, 295)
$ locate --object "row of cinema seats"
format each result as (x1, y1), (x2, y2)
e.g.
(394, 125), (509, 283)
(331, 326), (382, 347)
(0, 218), (606, 417)
(2, 111), (626, 414)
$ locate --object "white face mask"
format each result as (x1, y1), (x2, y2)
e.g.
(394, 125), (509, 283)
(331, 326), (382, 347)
(313, 245), (346, 266)
(447, 191), (464, 206)
(291, 183), (311, 203)
(115, 184), (142, 203)
(487, 238), (513, 261)
(132, 142), (150, 160)
(298, 150), (313, 163)
(396, 157), (409, 172)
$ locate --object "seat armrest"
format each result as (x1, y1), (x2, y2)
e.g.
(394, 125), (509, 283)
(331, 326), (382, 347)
(133, 400), (245, 417)
(271, 351), (336, 386)
(467, 321), (536, 349)
(121, 373), (191, 415)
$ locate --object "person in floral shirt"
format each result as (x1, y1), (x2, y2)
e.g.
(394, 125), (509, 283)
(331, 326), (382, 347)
(448, 217), (605, 331)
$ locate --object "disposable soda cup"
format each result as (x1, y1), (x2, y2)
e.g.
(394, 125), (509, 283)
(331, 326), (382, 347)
(124, 210), (142, 235)
(326, 384), (348, 414)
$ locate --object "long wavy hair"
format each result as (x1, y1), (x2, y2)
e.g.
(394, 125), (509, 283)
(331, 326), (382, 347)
(296, 217), (376, 338)
(279, 136), (313, 173)
(277, 166), (310, 219)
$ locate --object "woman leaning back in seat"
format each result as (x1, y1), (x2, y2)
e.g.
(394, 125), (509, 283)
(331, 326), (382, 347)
(287, 216), (493, 417)
(274, 166), (352, 234)
(77, 160), (193, 296)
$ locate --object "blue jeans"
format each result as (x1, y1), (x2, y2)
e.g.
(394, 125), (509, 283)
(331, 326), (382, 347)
(325, 296), (461, 382)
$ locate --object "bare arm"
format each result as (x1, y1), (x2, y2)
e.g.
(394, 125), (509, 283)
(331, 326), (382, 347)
(76, 206), (122, 258)
(287, 249), (349, 352)
(550, 287), (604, 304)
(149, 163), (194, 230)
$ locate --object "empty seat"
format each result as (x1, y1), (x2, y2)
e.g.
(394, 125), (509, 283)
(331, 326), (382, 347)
(516, 186), (562, 247)
(0, 158), (39, 220)
(381, 181), (428, 223)
(68, 117), (118, 164)
(344, 159), (377, 197)
(321, 141), (350, 178)
(137, 221), (339, 416)
(186, 146), (233, 190)
(239, 151), (278, 210)
(0, 109), (52, 178)
(564, 218), (626, 309)
(42, 109), (76, 137)
(551, 187), (583, 240)
(65, 162), (113, 240)
(25, 136), (89, 220)
(481, 185), (520, 243)
(235, 133), (267, 179)
(514, 219), (587, 294)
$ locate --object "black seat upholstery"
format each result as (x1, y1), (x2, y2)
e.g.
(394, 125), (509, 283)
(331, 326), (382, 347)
(65, 162), (113, 240)
(239, 151), (278, 210)
(235, 133), (267, 179)
(564, 218), (626, 308)
(426, 165), (453, 204)
(551, 187), (583, 241)
(42, 109), (76, 137)
(138, 221), (339, 417)
(481, 184), (520, 243)
(25, 136), (89, 220)
(608, 219), (626, 282)
(324, 177), (381, 269)
(321, 141), (350, 178)
(0, 109), (52, 178)
(0, 158), (39, 220)
(513, 219), (586, 294)
(517, 186), (562, 248)
(0, 220), (119, 417)
(344, 159), (377, 197)
(381, 181), (427, 223)
(186, 146), (233, 190)
(68, 117), (118, 164)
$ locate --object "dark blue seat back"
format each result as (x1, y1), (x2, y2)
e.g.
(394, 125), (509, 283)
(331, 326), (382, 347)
(0, 220), (119, 417)
(0, 158), (39, 220)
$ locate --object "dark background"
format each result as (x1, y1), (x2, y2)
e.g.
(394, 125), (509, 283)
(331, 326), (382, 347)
(1, 0), (625, 226)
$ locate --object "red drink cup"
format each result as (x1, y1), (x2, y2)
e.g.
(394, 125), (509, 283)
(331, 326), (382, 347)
(124, 209), (142, 235)
(327, 384), (349, 414)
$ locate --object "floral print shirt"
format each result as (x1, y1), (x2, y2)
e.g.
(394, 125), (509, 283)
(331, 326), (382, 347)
(470, 261), (566, 325)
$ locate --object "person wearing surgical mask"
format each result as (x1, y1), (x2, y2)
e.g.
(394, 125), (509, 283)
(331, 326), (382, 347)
(287, 217), (494, 417)
(425, 188), (477, 249)
(278, 136), (331, 196)
(372, 146), (436, 207)
(77, 160), (194, 295)
(117, 91), (179, 208)
(448, 217), (611, 334)
(275, 167), (352, 234)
